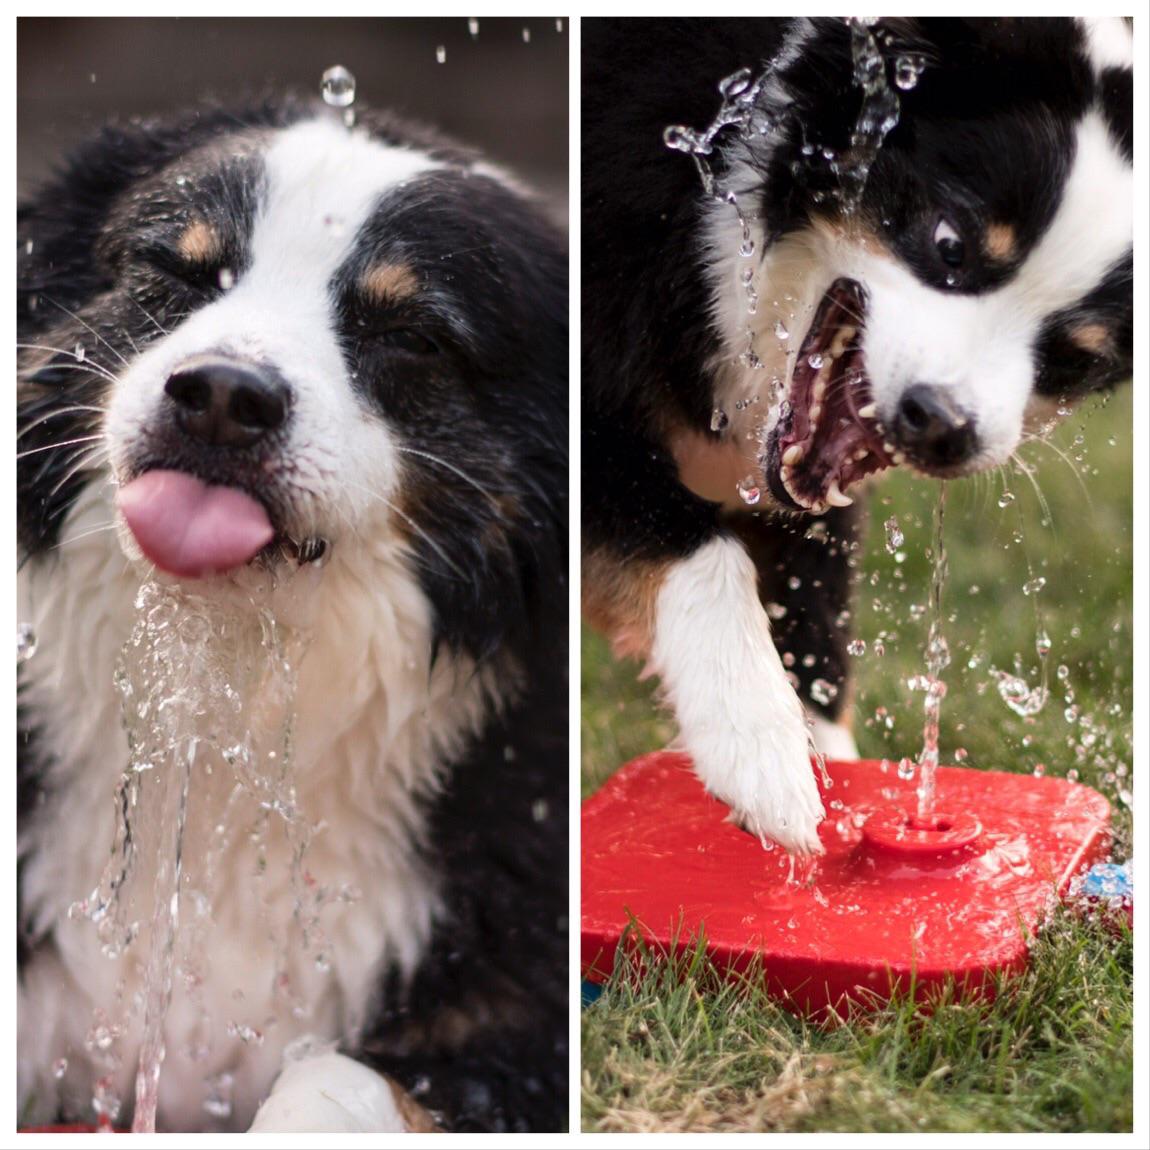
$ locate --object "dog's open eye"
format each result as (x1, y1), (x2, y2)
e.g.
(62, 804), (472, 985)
(932, 218), (965, 269)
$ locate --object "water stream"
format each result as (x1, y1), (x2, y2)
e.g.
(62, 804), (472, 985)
(912, 485), (950, 823)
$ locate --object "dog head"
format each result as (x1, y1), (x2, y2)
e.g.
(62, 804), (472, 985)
(18, 102), (567, 658)
(708, 17), (1131, 513)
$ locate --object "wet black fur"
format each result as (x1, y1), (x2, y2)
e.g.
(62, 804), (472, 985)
(18, 99), (567, 1132)
(582, 17), (1132, 722)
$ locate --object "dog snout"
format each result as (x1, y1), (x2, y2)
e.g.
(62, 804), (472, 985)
(165, 358), (290, 449)
(891, 384), (978, 470)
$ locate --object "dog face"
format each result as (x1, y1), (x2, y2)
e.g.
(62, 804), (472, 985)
(708, 17), (1132, 514)
(18, 104), (567, 657)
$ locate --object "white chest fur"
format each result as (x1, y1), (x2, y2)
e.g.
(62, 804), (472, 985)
(17, 486), (498, 1130)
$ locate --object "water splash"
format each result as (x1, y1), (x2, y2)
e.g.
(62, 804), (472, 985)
(68, 577), (315, 1131)
(663, 65), (769, 199)
(839, 18), (901, 213)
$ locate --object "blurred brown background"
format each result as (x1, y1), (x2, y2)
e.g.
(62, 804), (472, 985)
(17, 16), (568, 219)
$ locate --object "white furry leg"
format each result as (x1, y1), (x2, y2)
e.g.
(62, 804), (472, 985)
(650, 535), (825, 854)
(809, 713), (859, 761)
(249, 1049), (421, 1133)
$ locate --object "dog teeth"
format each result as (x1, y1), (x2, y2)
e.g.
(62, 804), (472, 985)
(782, 444), (805, 466)
(781, 469), (813, 510)
(825, 480), (853, 507)
(854, 448), (869, 461)
(858, 403), (876, 420)
(882, 441), (896, 455)
(891, 451), (906, 465)
(809, 403), (823, 423)
(812, 378), (827, 402)
(828, 325), (857, 359)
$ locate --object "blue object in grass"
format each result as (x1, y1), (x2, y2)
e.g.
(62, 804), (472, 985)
(1080, 860), (1132, 900)
(581, 980), (603, 1007)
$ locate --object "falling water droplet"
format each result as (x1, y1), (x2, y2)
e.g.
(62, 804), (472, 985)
(320, 65), (356, 108)
(17, 622), (37, 664)
(468, 17), (479, 37)
(555, 18), (564, 32)
(998, 490), (1015, 508)
(737, 475), (761, 505)
(884, 517), (904, 553)
(847, 639), (867, 656)
(774, 320), (789, 340)
(897, 757), (916, 781)
(74, 343), (86, 362)
(894, 54), (925, 90)
(1023, 576), (1046, 596)
(1035, 628), (1051, 658)
(218, 268), (235, 291)
(522, 26), (531, 43)
(807, 352), (824, 369)
(53, 1057), (68, 1079)
(810, 679), (839, 705)
(710, 407), (729, 432)
(435, 45), (446, 64)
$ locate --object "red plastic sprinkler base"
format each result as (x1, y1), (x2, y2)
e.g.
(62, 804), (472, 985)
(582, 753), (1111, 1014)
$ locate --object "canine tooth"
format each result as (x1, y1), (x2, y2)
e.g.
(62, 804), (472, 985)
(809, 403), (823, 423)
(858, 403), (877, 420)
(854, 448), (869, 461)
(829, 325), (857, 358)
(891, 451), (906, 465)
(825, 480), (853, 507)
(781, 465), (793, 480)
(882, 441), (895, 455)
(782, 444), (805, 466)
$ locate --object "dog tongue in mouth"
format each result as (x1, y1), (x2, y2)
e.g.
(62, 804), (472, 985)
(117, 470), (275, 578)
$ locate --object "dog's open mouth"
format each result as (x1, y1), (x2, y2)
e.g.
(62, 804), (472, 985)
(117, 470), (327, 579)
(763, 279), (893, 513)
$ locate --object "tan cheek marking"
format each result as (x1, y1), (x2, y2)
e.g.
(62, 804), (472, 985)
(178, 220), (220, 265)
(583, 549), (670, 661)
(361, 263), (420, 305)
(984, 223), (1017, 262)
(1069, 323), (1111, 355)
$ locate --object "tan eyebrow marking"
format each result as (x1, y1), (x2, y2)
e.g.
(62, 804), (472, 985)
(178, 220), (221, 265)
(984, 223), (1017, 262)
(360, 263), (420, 305)
(1069, 323), (1111, 354)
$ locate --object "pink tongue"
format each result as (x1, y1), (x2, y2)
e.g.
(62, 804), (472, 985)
(117, 470), (275, 578)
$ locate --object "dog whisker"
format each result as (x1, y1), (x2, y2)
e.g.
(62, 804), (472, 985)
(18, 434), (106, 460)
(39, 295), (131, 368)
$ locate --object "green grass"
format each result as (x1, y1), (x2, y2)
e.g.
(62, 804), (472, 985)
(581, 389), (1133, 1132)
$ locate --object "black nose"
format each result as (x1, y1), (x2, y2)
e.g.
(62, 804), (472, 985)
(164, 359), (289, 448)
(892, 384), (978, 469)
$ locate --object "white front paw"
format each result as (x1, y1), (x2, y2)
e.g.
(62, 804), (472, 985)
(693, 710), (825, 855)
(249, 1049), (408, 1133)
(652, 537), (826, 855)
